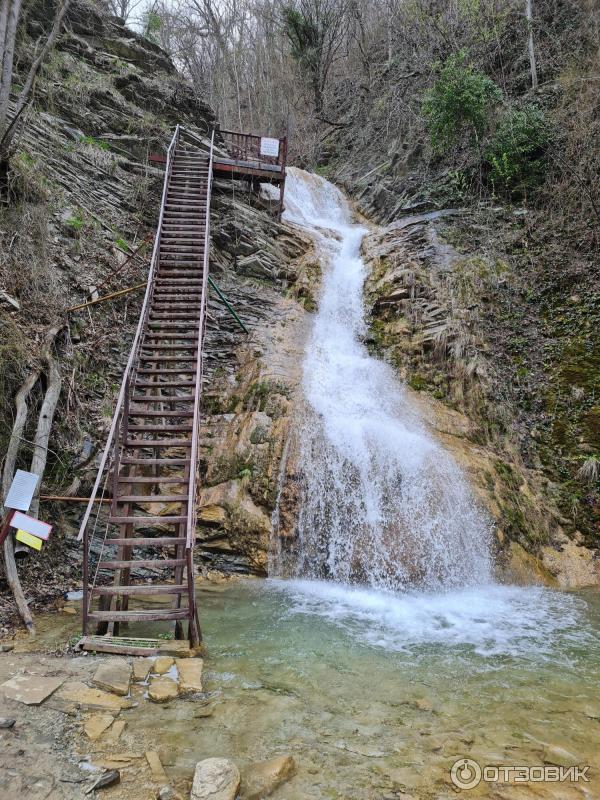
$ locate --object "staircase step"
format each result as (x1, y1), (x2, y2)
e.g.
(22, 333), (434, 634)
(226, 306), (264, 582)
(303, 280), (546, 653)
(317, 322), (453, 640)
(136, 369), (196, 375)
(98, 557), (186, 568)
(139, 356), (197, 363)
(125, 437), (193, 446)
(130, 394), (195, 402)
(127, 422), (193, 430)
(106, 536), (188, 546)
(91, 584), (189, 596)
(108, 515), (187, 525)
(88, 608), (190, 622)
(118, 475), (186, 483)
(149, 315), (200, 322)
(114, 494), (188, 503)
(121, 457), (191, 465)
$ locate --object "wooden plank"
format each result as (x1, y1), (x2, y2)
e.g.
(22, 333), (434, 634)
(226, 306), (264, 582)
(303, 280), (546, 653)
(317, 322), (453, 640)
(92, 584), (189, 595)
(98, 558), (186, 569)
(105, 537), (187, 546)
(107, 515), (187, 524)
(88, 608), (190, 622)
(115, 494), (188, 503)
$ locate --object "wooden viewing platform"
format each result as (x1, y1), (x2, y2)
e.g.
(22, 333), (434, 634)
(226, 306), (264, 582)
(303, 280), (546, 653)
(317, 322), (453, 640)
(151, 127), (287, 219)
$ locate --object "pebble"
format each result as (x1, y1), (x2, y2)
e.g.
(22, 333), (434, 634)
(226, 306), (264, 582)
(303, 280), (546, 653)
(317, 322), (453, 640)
(0, 718), (16, 729)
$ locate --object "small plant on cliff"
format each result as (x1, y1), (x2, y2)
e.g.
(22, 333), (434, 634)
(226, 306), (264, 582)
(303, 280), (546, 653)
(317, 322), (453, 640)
(485, 105), (551, 195)
(423, 51), (501, 151)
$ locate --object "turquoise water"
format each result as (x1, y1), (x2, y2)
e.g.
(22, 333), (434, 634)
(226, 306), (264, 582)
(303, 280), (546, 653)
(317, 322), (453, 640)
(177, 578), (600, 799)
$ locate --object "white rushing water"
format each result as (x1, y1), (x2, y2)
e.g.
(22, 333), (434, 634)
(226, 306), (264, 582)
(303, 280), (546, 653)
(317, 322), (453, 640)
(266, 169), (595, 660)
(279, 168), (492, 591)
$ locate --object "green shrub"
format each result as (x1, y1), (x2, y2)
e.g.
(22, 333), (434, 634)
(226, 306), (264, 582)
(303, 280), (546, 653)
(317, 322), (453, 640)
(423, 51), (501, 151)
(485, 105), (551, 195)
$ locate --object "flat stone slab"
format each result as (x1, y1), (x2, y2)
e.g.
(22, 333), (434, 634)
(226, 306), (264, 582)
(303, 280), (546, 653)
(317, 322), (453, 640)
(176, 658), (203, 694)
(148, 676), (178, 703)
(56, 681), (132, 711)
(146, 750), (169, 783)
(0, 673), (65, 705)
(92, 658), (132, 696)
(84, 712), (115, 741)
(153, 656), (174, 675)
(132, 657), (154, 683)
(191, 758), (240, 800)
(106, 719), (126, 743)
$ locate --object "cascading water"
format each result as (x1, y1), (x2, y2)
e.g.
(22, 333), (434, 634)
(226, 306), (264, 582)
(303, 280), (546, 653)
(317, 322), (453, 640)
(278, 168), (492, 591)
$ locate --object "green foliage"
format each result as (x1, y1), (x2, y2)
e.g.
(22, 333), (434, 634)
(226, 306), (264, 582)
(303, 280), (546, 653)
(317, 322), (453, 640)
(66, 211), (85, 232)
(114, 235), (130, 252)
(79, 135), (109, 151)
(143, 10), (162, 44)
(282, 6), (320, 71)
(485, 105), (551, 195)
(422, 51), (501, 150)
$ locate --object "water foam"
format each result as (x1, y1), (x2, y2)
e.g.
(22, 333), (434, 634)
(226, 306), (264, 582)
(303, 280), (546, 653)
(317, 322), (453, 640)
(269, 578), (592, 662)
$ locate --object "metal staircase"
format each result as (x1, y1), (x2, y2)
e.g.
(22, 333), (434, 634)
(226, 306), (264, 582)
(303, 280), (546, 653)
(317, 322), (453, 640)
(78, 126), (213, 655)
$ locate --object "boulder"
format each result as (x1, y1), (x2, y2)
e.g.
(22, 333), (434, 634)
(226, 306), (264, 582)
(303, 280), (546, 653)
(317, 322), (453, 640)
(148, 677), (178, 704)
(241, 755), (296, 799)
(92, 659), (132, 696)
(191, 758), (240, 800)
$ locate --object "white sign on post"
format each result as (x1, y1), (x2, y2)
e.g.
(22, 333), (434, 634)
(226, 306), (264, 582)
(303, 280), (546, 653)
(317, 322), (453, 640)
(10, 511), (52, 540)
(4, 470), (39, 512)
(260, 137), (280, 158)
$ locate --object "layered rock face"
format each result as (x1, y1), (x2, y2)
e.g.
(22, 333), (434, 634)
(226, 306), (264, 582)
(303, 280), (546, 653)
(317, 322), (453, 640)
(361, 212), (600, 587)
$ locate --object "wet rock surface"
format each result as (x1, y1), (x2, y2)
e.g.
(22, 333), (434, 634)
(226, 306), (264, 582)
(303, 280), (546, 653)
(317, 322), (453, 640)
(191, 758), (240, 800)
(241, 755), (296, 799)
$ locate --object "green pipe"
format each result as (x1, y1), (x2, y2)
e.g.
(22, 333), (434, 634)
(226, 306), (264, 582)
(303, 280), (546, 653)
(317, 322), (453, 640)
(208, 276), (249, 335)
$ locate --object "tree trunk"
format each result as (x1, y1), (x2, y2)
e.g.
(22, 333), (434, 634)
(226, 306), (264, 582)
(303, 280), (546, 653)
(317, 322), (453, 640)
(0, 0), (22, 136)
(0, 0), (72, 155)
(1, 326), (62, 632)
(525, 0), (538, 91)
(29, 339), (62, 517)
(1, 368), (41, 633)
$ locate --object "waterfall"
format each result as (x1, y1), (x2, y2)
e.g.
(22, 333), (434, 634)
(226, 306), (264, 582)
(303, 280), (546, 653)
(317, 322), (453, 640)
(278, 168), (493, 591)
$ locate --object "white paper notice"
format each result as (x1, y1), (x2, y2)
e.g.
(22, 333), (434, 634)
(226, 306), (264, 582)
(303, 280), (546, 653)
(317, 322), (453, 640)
(4, 470), (39, 511)
(260, 137), (280, 158)
(10, 511), (52, 540)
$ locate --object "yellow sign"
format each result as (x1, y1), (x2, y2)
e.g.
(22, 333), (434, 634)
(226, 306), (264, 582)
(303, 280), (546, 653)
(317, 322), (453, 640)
(15, 529), (43, 551)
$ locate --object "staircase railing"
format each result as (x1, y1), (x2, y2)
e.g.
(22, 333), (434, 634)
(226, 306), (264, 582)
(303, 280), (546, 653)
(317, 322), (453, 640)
(183, 129), (215, 639)
(78, 125), (180, 634)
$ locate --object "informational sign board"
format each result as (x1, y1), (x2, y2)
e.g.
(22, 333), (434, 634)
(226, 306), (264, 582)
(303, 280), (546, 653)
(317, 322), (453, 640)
(10, 511), (52, 540)
(260, 137), (280, 158)
(15, 530), (43, 551)
(4, 470), (39, 511)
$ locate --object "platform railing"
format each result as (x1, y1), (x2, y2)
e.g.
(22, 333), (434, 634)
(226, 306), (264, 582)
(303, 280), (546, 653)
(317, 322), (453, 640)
(219, 128), (287, 169)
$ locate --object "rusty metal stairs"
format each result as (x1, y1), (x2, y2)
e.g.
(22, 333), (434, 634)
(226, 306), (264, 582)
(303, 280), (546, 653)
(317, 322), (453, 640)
(78, 126), (214, 656)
